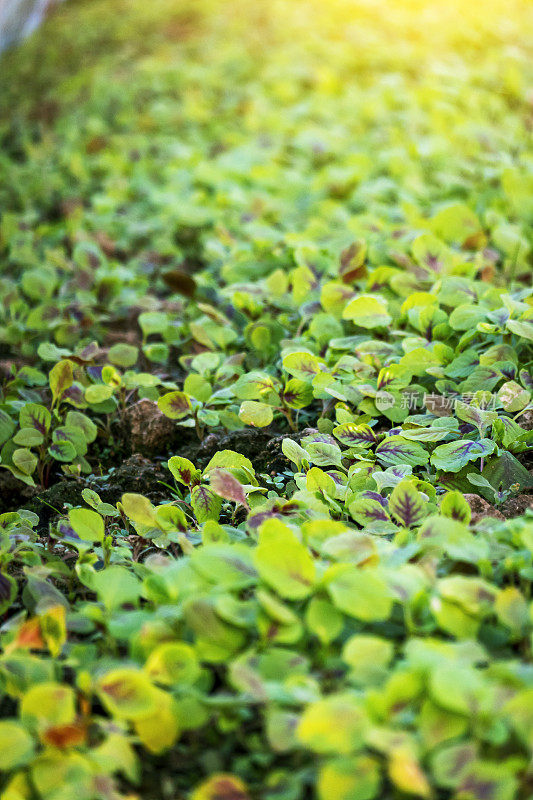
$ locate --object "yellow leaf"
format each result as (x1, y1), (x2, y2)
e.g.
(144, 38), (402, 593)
(192, 774), (250, 800)
(388, 748), (431, 798)
(134, 693), (180, 754)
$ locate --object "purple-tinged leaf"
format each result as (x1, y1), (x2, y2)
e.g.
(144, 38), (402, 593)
(388, 480), (426, 527)
(157, 391), (192, 420)
(48, 440), (77, 462)
(49, 359), (74, 405)
(376, 436), (429, 468)
(431, 439), (495, 473)
(210, 469), (250, 511)
(19, 403), (51, 435)
(168, 456), (201, 487)
(191, 485), (222, 523)
(439, 491), (471, 525)
(349, 494), (391, 526)
(359, 490), (388, 507)
(333, 423), (376, 448)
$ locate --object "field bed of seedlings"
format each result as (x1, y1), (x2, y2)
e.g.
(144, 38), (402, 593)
(0, 0), (533, 798)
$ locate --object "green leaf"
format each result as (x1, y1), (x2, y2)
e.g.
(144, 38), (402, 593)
(297, 693), (369, 754)
(449, 304), (486, 331)
(192, 544), (256, 590)
(98, 668), (158, 719)
(65, 411), (98, 442)
(506, 318), (533, 341)
(400, 427), (450, 442)
(21, 682), (76, 728)
(281, 437), (309, 468)
(418, 515), (489, 563)
(144, 642), (200, 686)
(48, 440), (77, 462)
(233, 371), (279, 402)
(333, 423), (376, 448)
(138, 311), (168, 337)
(266, 708), (300, 753)
(349, 493), (391, 526)
(68, 507), (105, 542)
(342, 635), (393, 685)
(191, 485), (222, 523)
(168, 455), (201, 487)
(306, 467), (337, 498)
(282, 351), (322, 380)
(305, 597), (344, 644)
(431, 202), (482, 244)
(482, 451), (533, 491)
(454, 400), (497, 434)
(238, 400), (274, 427)
(19, 403), (51, 435)
(439, 490), (471, 524)
(157, 391), (192, 419)
(495, 586), (529, 634)
(388, 480), (426, 527)
(53, 426), (87, 456)
(327, 566), (393, 621)
(0, 720), (35, 770)
(49, 360), (74, 404)
(120, 493), (157, 525)
(184, 373), (212, 402)
(12, 448), (37, 476)
(203, 450), (254, 477)
(375, 436), (429, 468)
(13, 427), (44, 447)
(305, 440), (344, 467)
(86, 383), (114, 405)
(0, 409), (16, 447)
(342, 295), (391, 328)
(412, 232), (452, 272)
(184, 597), (245, 662)
(92, 565), (141, 610)
(108, 343), (139, 367)
(282, 378), (313, 409)
(498, 380), (531, 412)
(431, 439), (495, 472)
(144, 342), (169, 363)
(254, 519), (315, 600)
(318, 755), (381, 800)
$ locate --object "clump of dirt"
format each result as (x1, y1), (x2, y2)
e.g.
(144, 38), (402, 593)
(193, 428), (277, 469)
(464, 494), (505, 524)
(500, 494), (533, 518)
(192, 427), (311, 475)
(2, 418), (319, 521)
(2, 421), (305, 519)
(465, 492), (533, 522)
(121, 399), (178, 457)
(518, 410), (533, 431)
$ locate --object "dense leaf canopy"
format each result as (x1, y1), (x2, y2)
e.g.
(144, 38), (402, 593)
(0, 0), (533, 798)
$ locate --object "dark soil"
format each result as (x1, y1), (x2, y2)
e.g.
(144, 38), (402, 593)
(464, 493), (505, 524)
(4, 413), (531, 530)
(6, 426), (307, 529)
(24, 455), (171, 531)
(464, 492), (533, 524)
(500, 494), (533, 518)
(0, 468), (38, 514)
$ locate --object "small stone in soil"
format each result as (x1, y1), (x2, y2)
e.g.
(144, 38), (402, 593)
(122, 399), (176, 457)
(464, 494), (505, 524)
